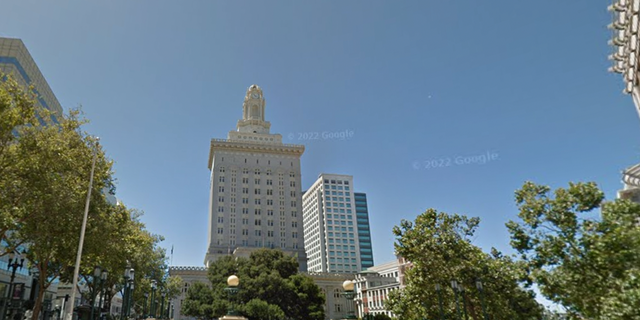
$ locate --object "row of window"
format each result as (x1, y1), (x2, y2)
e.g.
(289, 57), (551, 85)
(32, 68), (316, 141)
(215, 238), (299, 249)
(327, 232), (355, 238)
(324, 179), (349, 185)
(219, 167), (297, 177)
(216, 228), (298, 238)
(219, 186), (293, 196)
(219, 176), (297, 187)
(324, 184), (349, 191)
(326, 208), (352, 213)
(217, 200), (297, 211)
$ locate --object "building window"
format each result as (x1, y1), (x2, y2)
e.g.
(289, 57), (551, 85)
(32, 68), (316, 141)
(219, 176), (225, 182)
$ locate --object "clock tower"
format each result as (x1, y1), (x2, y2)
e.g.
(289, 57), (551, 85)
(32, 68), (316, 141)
(238, 84), (270, 134)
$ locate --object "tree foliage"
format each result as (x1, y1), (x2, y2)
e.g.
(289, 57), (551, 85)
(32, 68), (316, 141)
(387, 209), (543, 320)
(0, 72), (170, 320)
(183, 249), (325, 320)
(506, 181), (640, 320)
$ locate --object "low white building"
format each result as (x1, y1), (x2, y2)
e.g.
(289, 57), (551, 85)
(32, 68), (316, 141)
(168, 266), (208, 320)
(352, 257), (412, 318)
(305, 272), (355, 320)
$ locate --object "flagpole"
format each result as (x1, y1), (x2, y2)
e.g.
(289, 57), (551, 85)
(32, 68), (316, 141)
(65, 139), (99, 320)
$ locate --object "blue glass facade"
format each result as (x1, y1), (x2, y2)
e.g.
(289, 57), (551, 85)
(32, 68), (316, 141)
(354, 192), (374, 269)
(0, 38), (63, 122)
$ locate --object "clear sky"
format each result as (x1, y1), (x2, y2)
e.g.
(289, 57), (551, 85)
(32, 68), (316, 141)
(1, 0), (638, 274)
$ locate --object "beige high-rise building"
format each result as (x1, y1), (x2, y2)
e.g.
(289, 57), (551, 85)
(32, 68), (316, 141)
(205, 85), (307, 270)
(0, 37), (63, 120)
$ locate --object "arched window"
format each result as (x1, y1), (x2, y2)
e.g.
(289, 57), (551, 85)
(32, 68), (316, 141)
(250, 105), (260, 119)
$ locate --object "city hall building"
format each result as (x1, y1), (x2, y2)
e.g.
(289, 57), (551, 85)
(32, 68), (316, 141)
(204, 84), (308, 270)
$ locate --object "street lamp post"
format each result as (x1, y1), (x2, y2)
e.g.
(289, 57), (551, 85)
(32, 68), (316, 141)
(476, 279), (488, 320)
(435, 284), (444, 320)
(121, 268), (130, 320)
(143, 293), (148, 319)
(150, 280), (157, 318)
(450, 280), (461, 320)
(224, 275), (240, 316)
(90, 267), (103, 320)
(121, 267), (134, 320)
(127, 278), (134, 319)
(3, 251), (24, 320)
(341, 280), (356, 320)
(98, 270), (108, 320)
(460, 285), (468, 320)
(160, 292), (165, 320)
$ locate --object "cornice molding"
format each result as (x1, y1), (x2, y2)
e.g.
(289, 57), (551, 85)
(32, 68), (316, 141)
(208, 139), (305, 169)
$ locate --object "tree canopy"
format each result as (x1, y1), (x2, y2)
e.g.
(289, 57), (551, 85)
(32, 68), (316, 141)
(506, 181), (640, 320)
(0, 71), (171, 320)
(387, 209), (543, 320)
(183, 249), (325, 320)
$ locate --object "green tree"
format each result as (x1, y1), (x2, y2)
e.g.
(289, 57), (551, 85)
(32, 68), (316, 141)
(12, 108), (116, 320)
(183, 249), (325, 320)
(506, 182), (640, 320)
(0, 72), (171, 320)
(182, 282), (219, 320)
(0, 72), (51, 253)
(387, 209), (543, 320)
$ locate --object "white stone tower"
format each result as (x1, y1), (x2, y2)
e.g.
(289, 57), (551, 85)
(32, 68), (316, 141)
(205, 85), (307, 271)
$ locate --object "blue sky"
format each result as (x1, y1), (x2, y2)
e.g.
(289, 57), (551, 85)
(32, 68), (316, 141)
(1, 0), (638, 276)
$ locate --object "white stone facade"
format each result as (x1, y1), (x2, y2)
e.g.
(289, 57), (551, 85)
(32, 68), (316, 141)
(303, 174), (362, 273)
(305, 272), (355, 320)
(168, 266), (208, 320)
(619, 162), (640, 203)
(352, 258), (411, 318)
(205, 85), (307, 271)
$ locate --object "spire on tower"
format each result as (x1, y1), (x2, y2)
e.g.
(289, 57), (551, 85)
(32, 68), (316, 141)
(237, 84), (270, 134)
